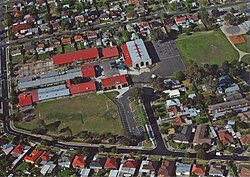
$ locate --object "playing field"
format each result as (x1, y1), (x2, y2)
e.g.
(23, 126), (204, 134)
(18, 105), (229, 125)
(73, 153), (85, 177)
(236, 34), (250, 53)
(176, 30), (239, 65)
(15, 92), (125, 136)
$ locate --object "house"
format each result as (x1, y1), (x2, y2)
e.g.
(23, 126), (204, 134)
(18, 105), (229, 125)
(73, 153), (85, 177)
(61, 37), (71, 45)
(104, 157), (120, 169)
(39, 23), (50, 32)
(24, 44), (36, 54)
(187, 15), (199, 23)
(163, 18), (175, 27)
(175, 16), (189, 27)
(100, 13), (110, 21)
(89, 155), (106, 171)
(58, 153), (73, 168)
(81, 64), (96, 78)
(79, 168), (92, 177)
(40, 163), (57, 176)
(75, 15), (85, 23)
(138, 160), (159, 177)
(36, 43), (45, 54)
(157, 160), (175, 177)
(35, 151), (53, 167)
(72, 155), (86, 169)
(24, 149), (43, 164)
(192, 164), (206, 176)
(193, 124), (212, 145)
(2, 143), (16, 155)
(87, 31), (98, 41)
(238, 111), (250, 122)
(218, 130), (234, 145)
(11, 23), (33, 33)
(121, 39), (152, 69)
(172, 116), (185, 126)
(11, 49), (22, 57)
(175, 162), (192, 176)
(102, 75), (129, 91)
(173, 125), (193, 144)
(240, 135), (250, 145)
(240, 166), (250, 177)
(118, 159), (138, 176)
(163, 89), (180, 98)
(74, 34), (84, 42)
(209, 165), (226, 177)
(166, 98), (181, 108)
(11, 144), (30, 157)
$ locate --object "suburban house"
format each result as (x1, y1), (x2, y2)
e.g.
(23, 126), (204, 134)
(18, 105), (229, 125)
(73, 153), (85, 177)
(138, 160), (159, 177)
(118, 159), (138, 176)
(240, 166), (250, 177)
(163, 89), (180, 98)
(192, 164), (206, 176)
(193, 124), (212, 145)
(35, 151), (54, 167)
(58, 153), (73, 168)
(157, 160), (175, 177)
(173, 125), (194, 144)
(89, 155), (106, 171)
(72, 155), (86, 169)
(24, 149), (44, 164)
(11, 144), (30, 157)
(121, 39), (152, 69)
(240, 135), (250, 145)
(175, 162), (192, 176)
(218, 130), (234, 146)
(101, 75), (129, 91)
(209, 165), (226, 177)
(104, 157), (120, 169)
(175, 16), (189, 27)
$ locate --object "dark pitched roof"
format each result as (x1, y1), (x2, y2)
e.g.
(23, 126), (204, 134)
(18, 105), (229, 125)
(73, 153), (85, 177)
(173, 125), (193, 142)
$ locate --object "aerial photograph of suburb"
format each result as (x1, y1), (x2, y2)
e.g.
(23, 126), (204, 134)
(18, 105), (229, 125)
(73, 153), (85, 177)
(0, 0), (249, 176)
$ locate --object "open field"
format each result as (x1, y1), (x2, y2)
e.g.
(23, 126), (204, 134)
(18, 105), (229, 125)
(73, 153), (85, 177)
(241, 54), (250, 63)
(15, 92), (125, 136)
(236, 35), (250, 53)
(176, 30), (239, 65)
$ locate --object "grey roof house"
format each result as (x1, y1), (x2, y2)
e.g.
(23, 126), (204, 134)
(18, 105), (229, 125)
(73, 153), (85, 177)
(173, 125), (193, 144)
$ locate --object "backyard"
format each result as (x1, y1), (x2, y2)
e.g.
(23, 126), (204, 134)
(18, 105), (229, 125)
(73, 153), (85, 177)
(176, 30), (239, 65)
(15, 92), (125, 136)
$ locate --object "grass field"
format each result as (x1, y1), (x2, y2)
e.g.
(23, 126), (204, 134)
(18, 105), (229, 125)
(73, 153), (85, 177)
(176, 30), (239, 65)
(241, 54), (250, 63)
(16, 92), (125, 136)
(236, 35), (250, 53)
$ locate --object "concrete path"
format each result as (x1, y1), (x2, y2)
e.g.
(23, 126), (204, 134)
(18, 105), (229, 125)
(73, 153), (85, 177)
(220, 26), (250, 61)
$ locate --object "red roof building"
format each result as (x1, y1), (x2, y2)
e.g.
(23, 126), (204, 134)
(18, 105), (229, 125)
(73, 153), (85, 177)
(102, 75), (128, 90)
(173, 116), (185, 126)
(12, 144), (26, 155)
(121, 44), (132, 66)
(61, 37), (71, 45)
(240, 135), (250, 145)
(104, 157), (119, 169)
(158, 160), (175, 177)
(81, 64), (96, 78)
(240, 167), (250, 177)
(68, 81), (96, 95)
(18, 93), (33, 107)
(100, 46), (119, 59)
(123, 159), (138, 169)
(24, 150), (43, 164)
(53, 48), (99, 65)
(72, 155), (86, 169)
(11, 23), (32, 32)
(218, 131), (234, 145)
(175, 16), (187, 23)
(192, 164), (206, 176)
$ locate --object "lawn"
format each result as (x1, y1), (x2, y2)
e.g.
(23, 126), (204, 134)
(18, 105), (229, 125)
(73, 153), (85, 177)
(38, 53), (50, 60)
(131, 100), (147, 125)
(63, 44), (76, 53)
(15, 92), (125, 136)
(236, 35), (250, 53)
(241, 54), (250, 63)
(16, 161), (30, 171)
(176, 30), (239, 65)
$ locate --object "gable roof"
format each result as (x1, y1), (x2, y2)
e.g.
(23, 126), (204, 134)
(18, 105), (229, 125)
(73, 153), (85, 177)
(12, 23), (32, 32)
(72, 155), (86, 168)
(18, 93), (33, 107)
(193, 124), (212, 145)
(240, 135), (250, 145)
(192, 164), (206, 176)
(24, 150), (43, 163)
(121, 44), (132, 66)
(100, 46), (119, 59)
(81, 64), (96, 78)
(241, 167), (250, 177)
(123, 159), (138, 169)
(12, 144), (25, 155)
(158, 160), (175, 177)
(102, 75), (128, 87)
(173, 116), (185, 126)
(104, 157), (119, 169)
(173, 125), (193, 142)
(68, 81), (96, 95)
(53, 48), (99, 65)
(175, 16), (187, 23)
(218, 131), (234, 145)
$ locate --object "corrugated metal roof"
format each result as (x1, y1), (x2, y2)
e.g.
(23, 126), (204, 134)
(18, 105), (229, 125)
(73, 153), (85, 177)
(38, 88), (70, 101)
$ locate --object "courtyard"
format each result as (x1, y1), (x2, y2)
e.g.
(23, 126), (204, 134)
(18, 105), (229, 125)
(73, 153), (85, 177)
(15, 92), (125, 136)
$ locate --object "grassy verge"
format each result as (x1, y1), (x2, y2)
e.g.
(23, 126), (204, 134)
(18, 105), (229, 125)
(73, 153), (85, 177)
(131, 100), (147, 126)
(64, 44), (76, 53)
(176, 30), (239, 65)
(241, 54), (250, 63)
(15, 92), (124, 136)
(236, 35), (250, 53)
(38, 53), (50, 60)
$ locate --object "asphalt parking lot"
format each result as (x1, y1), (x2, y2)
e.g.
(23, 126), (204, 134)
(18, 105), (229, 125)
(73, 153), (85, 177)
(93, 59), (120, 77)
(151, 40), (186, 77)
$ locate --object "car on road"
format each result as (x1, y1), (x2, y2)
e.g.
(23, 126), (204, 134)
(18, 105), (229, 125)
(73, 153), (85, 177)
(216, 152), (223, 156)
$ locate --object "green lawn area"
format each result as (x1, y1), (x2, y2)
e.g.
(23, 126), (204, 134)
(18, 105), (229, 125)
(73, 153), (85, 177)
(241, 54), (250, 63)
(176, 30), (239, 65)
(38, 53), (50, 60)
(11, 55), (23, 63)
(63, 44), (76, 53)
(15, 92), (124, 136)
(236, 35), (250, 53)
(16, 161), (30, 171)
(131, 100), (147, 125)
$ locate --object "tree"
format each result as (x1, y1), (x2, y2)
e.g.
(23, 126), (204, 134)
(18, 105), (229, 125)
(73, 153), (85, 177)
(152, 77), (164, 91)
(173, 71), (185, 81)
(98, 145), (105, 152)
(44, 13), (52, 22)
(211, 8), (220, 17)
(230, 7), (237, 14)
(216, 139), (224, 151)
(150, 28), (166, 41)
(198, 8), (212, 30)
(3, 13), (13, 26)
(129, 87), (142, 100)
(202, 75), (217, 94)
(75, 2), (84, 13)
(123, 30), (131, 41)
(185, 60), (203, 84)
(196, 149), (207, 159)
(61, 19), (71, 30)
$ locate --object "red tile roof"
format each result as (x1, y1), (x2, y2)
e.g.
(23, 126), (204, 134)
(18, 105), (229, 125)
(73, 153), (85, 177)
(102, 75), (128, 87)
(175, 17), (187, 23)
(12, 144), (25, 155)
(24, 150), (43, 163)
(18, 93), (33, 107)
(81, 64), (96, 78)
(218, 131), (233, 145)
(173, 116), (184, 126)
(69, 81), (96, 95)
(241, 167), (250, 177)
(53, 48), (99, 65)
(72, 155), (86, 168)
(11, 23), (32, 32)
(104, 157), (119, 169)
(121, 44), (132, 66)
(192, 164), (206, 176)
(240, 135), (250, 144)
(74, 35), (84, 42)
(61, 37), (71, 45)
(123, 159), (138, 169)
(39, 151), (51, 162)
(101, 46), (119, 59)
